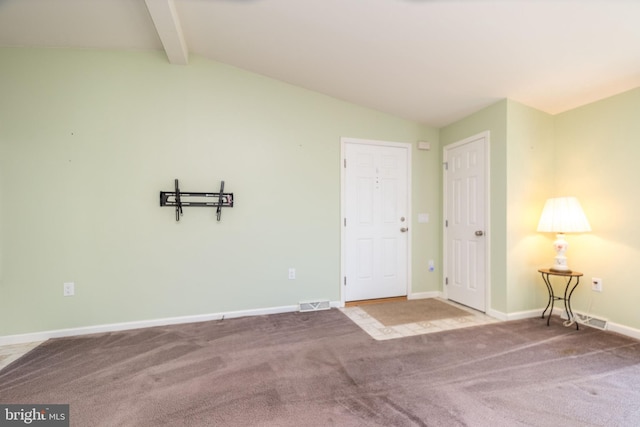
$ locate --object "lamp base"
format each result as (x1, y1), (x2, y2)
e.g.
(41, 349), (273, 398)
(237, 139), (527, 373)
(550, 234), (571, 274)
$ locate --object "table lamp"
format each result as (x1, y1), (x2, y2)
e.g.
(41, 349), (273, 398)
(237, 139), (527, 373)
(537, 196), (591, 273)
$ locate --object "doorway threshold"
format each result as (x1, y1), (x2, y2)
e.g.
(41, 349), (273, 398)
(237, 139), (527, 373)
(345, 296), (407, 308)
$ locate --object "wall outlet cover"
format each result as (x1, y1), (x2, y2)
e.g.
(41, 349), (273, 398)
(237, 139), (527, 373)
(591, 277), (603, 292)
(63, 282), (75, 297)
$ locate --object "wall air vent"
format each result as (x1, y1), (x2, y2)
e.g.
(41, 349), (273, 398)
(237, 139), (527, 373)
(299, 300), (330, 312)
(575, 313), (608, 330)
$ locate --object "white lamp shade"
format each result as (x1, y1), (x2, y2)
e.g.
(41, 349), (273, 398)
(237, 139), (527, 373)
(537, 197), (591, 233)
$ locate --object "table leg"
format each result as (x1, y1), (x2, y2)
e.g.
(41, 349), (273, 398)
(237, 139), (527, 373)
(565, 276), (580, 330)
(540, 273), (554, 326)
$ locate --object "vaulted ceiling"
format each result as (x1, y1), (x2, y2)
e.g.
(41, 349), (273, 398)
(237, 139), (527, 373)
(1, 0), (639, 127)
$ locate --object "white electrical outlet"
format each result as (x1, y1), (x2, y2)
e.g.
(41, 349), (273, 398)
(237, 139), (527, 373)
(63, 282), (75, 297)
(591, 277), (603, 292)
(288, 268), (296, 280)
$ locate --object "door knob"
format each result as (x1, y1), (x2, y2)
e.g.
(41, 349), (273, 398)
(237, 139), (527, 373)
(475, 230), (484, 236)
(400, 227), (409, 233)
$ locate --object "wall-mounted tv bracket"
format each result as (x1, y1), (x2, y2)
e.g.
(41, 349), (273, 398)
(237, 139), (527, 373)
(160, 179), (234, 222)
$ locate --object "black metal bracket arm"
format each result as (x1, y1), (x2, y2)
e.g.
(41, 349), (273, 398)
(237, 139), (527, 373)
(160, 179), (234, 222)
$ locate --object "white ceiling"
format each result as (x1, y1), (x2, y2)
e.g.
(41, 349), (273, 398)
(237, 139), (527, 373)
(1, 0), (639, 127)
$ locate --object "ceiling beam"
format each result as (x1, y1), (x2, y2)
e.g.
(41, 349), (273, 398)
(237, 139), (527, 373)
(145, 0), (188, 65)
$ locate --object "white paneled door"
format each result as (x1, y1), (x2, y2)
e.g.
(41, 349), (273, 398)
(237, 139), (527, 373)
(343, 139), (410, 302)
(444, 133), (487, 312)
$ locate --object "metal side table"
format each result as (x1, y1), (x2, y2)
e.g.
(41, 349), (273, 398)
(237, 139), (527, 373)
(538, 268), (583, 330)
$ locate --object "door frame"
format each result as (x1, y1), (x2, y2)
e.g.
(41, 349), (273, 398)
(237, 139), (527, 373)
(442, 131), (491, 312)
(340, 137), (412, 306)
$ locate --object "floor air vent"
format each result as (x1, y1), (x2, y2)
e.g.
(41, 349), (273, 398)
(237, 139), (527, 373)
(299, 300), (330, 312)
(575, 313), (608, 330)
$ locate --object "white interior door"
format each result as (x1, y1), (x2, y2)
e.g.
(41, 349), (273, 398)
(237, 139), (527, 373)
(343, 139), (410, 302)
(444, 133), (487, 311)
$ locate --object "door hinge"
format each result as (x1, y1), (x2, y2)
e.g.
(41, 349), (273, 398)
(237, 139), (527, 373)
(443, 161), (448, 170)
(445, 277), (449, 285)
(344, 218), (347, 227)
(445, 219), (448, 227)
(344, 159), (347, 168)
(344, 276), (347, 286)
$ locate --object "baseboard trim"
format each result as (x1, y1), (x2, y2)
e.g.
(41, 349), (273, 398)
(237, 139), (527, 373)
(0, 302), (341, 346)
(485, 308), (508, 321)
(4, 301), (638, 346)
(504, 309), (541, 321)
(483, 307), (539, 321)
(501, 308), (640, 341)
(408, 291), (442, 300)
(607, 321), (640, 341)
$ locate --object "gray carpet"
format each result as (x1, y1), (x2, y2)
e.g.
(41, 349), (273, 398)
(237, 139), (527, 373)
(1, 310), (640, 426)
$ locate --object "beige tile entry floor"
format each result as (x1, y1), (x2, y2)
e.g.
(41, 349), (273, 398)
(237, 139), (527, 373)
(340, 298), (499, 340)
(1, 299), (498, 371)
(0, 341), (44, 372)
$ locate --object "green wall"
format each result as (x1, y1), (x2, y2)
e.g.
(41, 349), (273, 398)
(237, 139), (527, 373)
(554, 88), (640, 329)
(0, 48), (440, 336)
(2, 46), (639, 338)
(504, 101), (555, 313)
